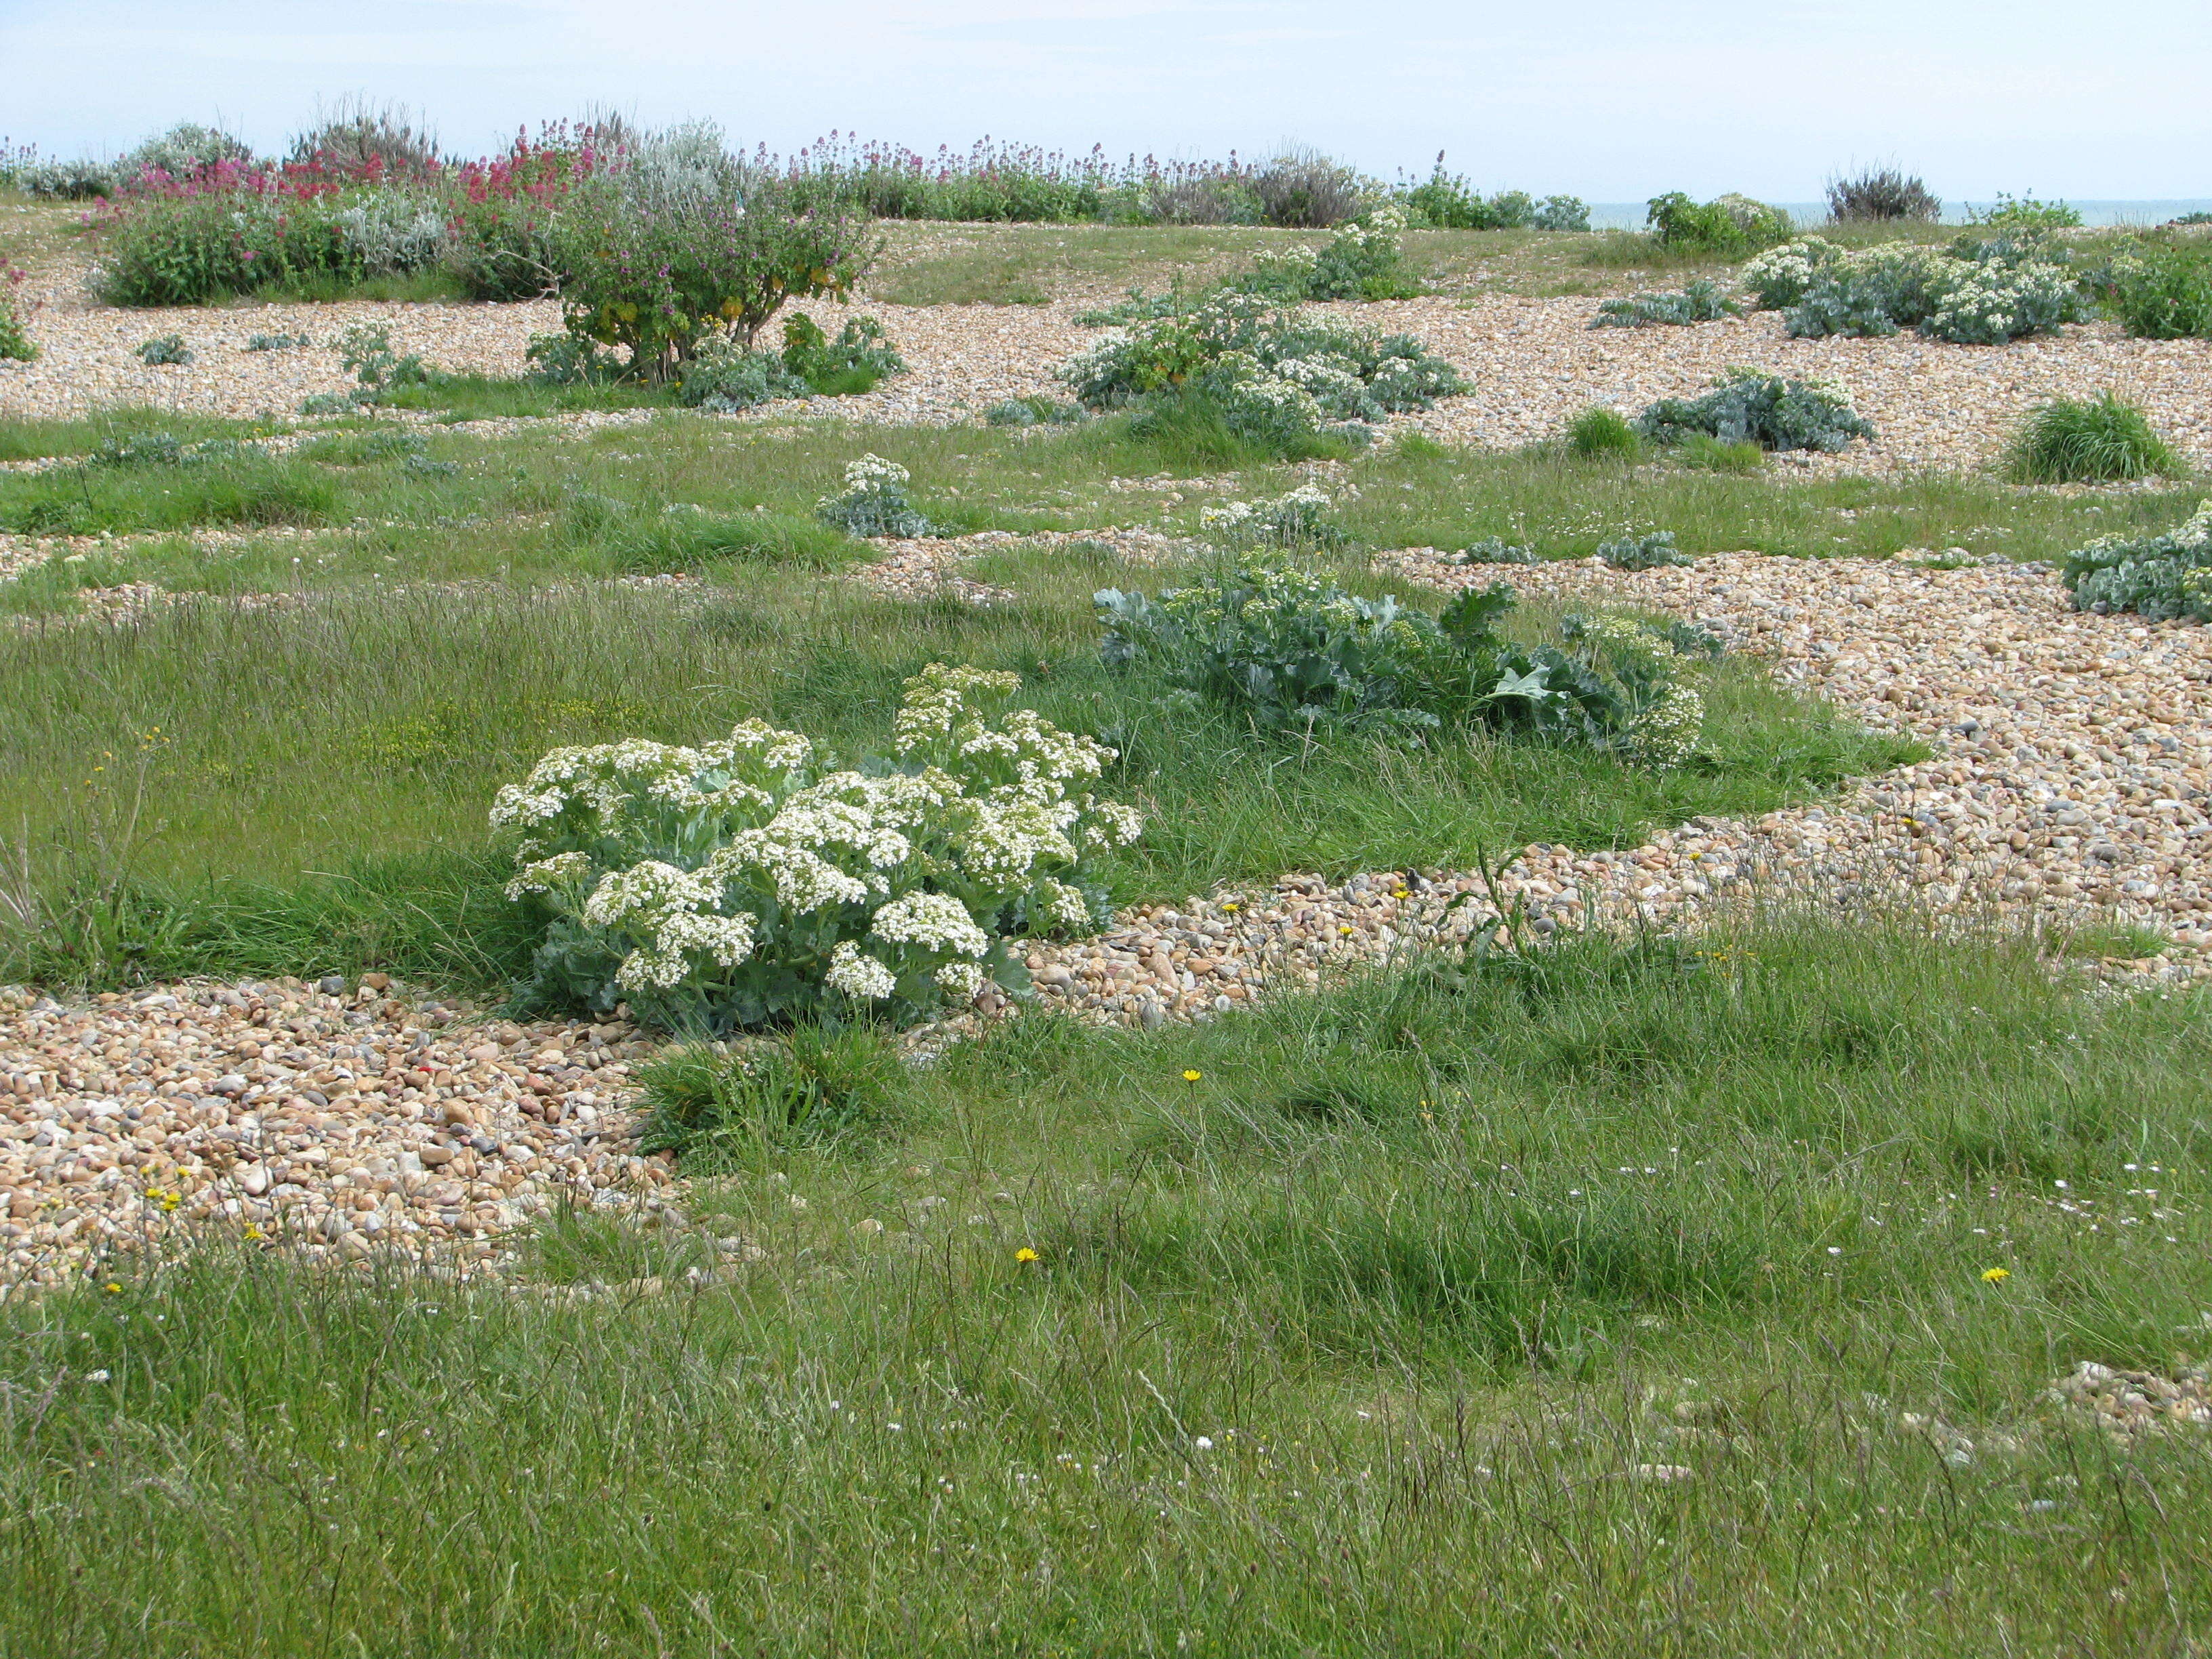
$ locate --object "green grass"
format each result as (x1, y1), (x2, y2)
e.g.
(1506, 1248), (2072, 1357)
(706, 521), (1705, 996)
(2005, 392), (2185, 484)
(0, 407), (275, 463)
(377, 375), (678, 422)
(11, 919), (2212, 1653)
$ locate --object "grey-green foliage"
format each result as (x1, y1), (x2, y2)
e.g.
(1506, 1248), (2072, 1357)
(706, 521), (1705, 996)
(1450, 536), (1540, 565)
(2062, 502), (2212, 622)
(1095, 555), (1710, 764)
(1637, 369), (1874, 454)
(1589, 279), (1741, 329)
(134, 334), (193, 366)
(1059, 291), (1467, 452)
(1598, 530), (1692, 571)
(18, 156), (121, 199)
(245, 332), (312, 352)
(1742, 235), (2087, 345)
(523, 333), (625, 386)
(301, 323), (431, 413)
(123, 122), (255, 179)
(984, 396), (1086, 428)
(678, 338), (811, 413)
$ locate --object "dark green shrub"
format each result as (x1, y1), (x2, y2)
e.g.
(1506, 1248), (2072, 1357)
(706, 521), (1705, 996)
(1402, 160), (1588, 232)
(1637, 368), (1874, 453)
(1565, 407), (1641, 459)
(1975, 193), (2081, 230)
(2007, 392), (2180, 484)
(1645, 192), (1796, 257)
(2102, 244), (2212, 339)
(1825, 167), (1941, 223)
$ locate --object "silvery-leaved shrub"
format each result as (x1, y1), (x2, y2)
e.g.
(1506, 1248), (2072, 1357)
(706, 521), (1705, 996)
(1637, 368), (1873, 453)
(333, 192), (452, 275)
(495, 664), (1143, 1032)
(1198, 483), (1346, 550)
(1590, 279), (1740, 329)
(1095, 556), (1709, 763)
(2062, 503), (2212, 623)
(817, 454), (936, 538)
(679, 335), (811, 412)
(1059, 291), (1465, 451)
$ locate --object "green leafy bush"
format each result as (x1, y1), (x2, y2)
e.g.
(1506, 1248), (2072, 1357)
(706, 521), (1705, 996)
(1975, 193), (2081, 230)
(91, 190), (364, 307)
(2062, 502), (2212, 622)
(1401, 161), (1587, 231)
(778, 311), (905, 394)
(2100, 243), (2212, 339)
(1589, 279), (1740, 328)
(815, 454), (937, 538)
(1565, 406), (1641, 459)
(495, 663), (1140, 1033)
(0, 264), (35, 363)
(551, 174), (874, 377)
(1826, 167), (1940, 223)
(2007, 392), (2180, 484)
(1637, 369), (1874, 454)
(1059, 291), (1465, 453)
(1644, 192), (1796, 257)
(1095, 555), (1710, 763)
(134, 334), (192, 366)
(636, 1025), (905, 1160)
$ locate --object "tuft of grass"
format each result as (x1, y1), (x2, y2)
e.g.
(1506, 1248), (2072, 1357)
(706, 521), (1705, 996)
(377, 375), (676, 422)
(1564, 405), (1642, 461)
(636, 1025), (907, 1165)
(1676, 432), (1764, 474)
(2007, 392), (2182, 484)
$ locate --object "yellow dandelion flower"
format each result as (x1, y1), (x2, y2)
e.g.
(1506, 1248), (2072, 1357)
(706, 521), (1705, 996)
(1980, 1266), (2011, 1284)
(1182, 1069), (1203, 1083)
(102, 1282), (122, 1294)
(1015, 1247), (1040, 1264)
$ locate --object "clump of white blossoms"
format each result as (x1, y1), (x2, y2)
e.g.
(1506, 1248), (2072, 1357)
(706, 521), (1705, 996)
(817, 453), (937, 539)
(1198, 483), (1343, 550)
(493, 664), (1140, 1031)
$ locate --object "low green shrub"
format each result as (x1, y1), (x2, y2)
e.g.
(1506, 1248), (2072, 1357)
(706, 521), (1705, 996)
(2061, 501), (2212, 621)
(1565, 406), (1641, 459)
(1644, 192), (1796, 257)
(2007, 392), (2180, 484)
(1401, 162), (1588, 231)
(777, 310), (905, 394)
(635, 1025), (905, 1162)
(1059, 291), (1466, 453)
(677, 337), (811, 413)
(1095, 555), (1711, 763)
(134, 333), (192, 365)
(815, 454), (937, 538)
(1589, 278), (1740, 328)
(1975, 193), (2081, 230)
(2100, 243), (2212, 339)
(495, 663), (1140, 1032)
(1637, 368), (1874, 453)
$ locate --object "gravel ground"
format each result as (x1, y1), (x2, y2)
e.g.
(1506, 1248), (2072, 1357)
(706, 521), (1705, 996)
(0, 975), (676, 1292)
(8, 266), (2210, 474)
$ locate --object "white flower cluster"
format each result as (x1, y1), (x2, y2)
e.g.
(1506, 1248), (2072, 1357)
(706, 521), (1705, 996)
(1630, 683), (1707, 770)
(1740, 237), (1845, 309)
(497, 664), (1139, 1026)
(823, 453), (909, 502)
(1921, 262), (2084, 346)
(1200, 483), (1340, 548)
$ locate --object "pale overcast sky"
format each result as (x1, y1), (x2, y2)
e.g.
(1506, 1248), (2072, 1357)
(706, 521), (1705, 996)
(2, 0), (2206, 201)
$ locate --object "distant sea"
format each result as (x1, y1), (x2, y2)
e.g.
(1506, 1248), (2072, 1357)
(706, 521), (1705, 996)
(1585, 201), (2212, 230)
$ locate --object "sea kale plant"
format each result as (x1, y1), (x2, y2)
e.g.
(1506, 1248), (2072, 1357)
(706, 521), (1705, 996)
(2061, 503), (2212, 623)
(1197, 483), (1347, 549)
(495, 664), (1141, 1031)
(817, 455), (937, 538)
(1059, 290), (1465, 450)
(678, 335), (812, 412)
(1233, 205), (1422, 302)
(1741, 235), (2088, 344)
(1590, 279), (1740, 329)
(1637, 369), (1874, 453)
(1095, 556), (1709, 764)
